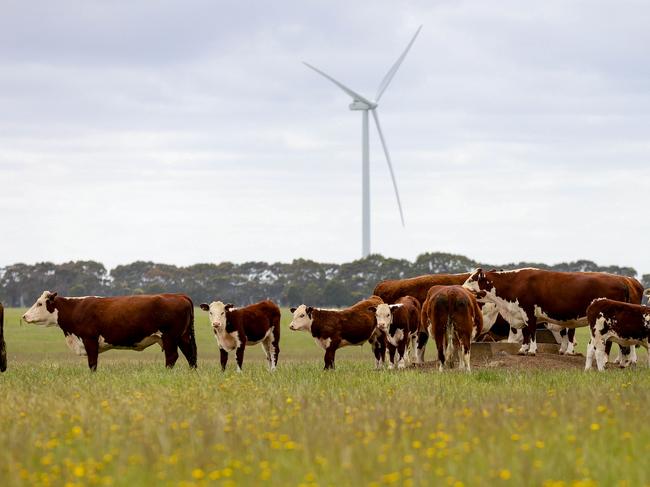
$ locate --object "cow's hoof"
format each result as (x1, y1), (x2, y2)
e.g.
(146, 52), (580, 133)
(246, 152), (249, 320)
(517, 351), (527, 356)
(527, 352), (536, 356)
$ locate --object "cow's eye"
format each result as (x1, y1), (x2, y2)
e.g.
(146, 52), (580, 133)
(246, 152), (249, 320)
(37, 303), (42, 307)
(300, 314), (305, 318)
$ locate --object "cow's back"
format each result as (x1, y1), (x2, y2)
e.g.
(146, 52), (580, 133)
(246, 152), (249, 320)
(374, 274), (470, 304)
(313, 296), (382, 344)
(236, 300), (281, 342)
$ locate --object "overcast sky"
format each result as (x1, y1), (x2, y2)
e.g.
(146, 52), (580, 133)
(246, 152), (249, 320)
(1, 0), (649, 274)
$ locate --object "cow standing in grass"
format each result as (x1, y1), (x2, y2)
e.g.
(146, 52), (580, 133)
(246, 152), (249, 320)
(0, 303), (6, 372)
(289, 296), (385, 370)
(369, 296), (421, 369)
(199, 300), (281, 372)
(421, 285), (483, 371)
(22, 292), (197, 371)
(585, 296), (650, 371)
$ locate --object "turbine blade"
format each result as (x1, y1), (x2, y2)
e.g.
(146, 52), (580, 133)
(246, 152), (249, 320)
(375, 25), (422, 102)
(303, 62), (374, 106)
(371, 109), (405, 226)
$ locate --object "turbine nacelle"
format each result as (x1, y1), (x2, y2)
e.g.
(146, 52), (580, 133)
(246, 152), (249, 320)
(349, 100), (377, 111)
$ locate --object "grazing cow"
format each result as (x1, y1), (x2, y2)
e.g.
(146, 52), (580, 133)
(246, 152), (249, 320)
(199, 300), (281, 372)
(585, 297), (650, 371)
(463, 268), (641, 356)
(374, 273), (504, 342)
(289, 296), (384, 370)
(421, 285), (482, 371)
(369, 296), (421, 369)
(22, 292), (197, 371)
(1, 303), (6, 372)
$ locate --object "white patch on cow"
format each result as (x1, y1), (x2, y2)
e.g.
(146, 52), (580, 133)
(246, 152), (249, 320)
(480, 302), (499, 333)
(508, 327), (523, 343)
(315, 337), (332, 350)
(289, 304), (313, 332)
(494, 268), (538, 274)
(374, 303), (393, 335)
(416, 345), (425, 363)
(214, 329), (241, 352)
(478, 288), (528, 329)
(65, 334), (87, 356)
(261, 327), (277, 371)
(565, 340), (576, 355)
(66, 296), (102, 300)
(204, 301), (229, 329)
(22, 292), (59, 327)
(387, 328), (404, 347)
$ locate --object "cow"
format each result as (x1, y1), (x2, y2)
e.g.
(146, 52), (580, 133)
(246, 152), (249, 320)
(199, 300), (280, 372)
(585, 297), (650, 371)
(369, 296), (421, 369)
(289, 295), (385, 370)
(421, 285), (483, 371)
(374, 273), (505, 342)
(22, 292), (197, 371)
(1, 303), (6, 372)
(463, 268), (642, 356)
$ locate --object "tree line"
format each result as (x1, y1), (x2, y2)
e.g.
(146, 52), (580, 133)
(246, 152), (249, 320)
(0, 252), (648, 308)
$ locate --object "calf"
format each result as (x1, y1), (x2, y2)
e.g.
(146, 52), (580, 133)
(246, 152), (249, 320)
(1, 303), (6, 372)
(22, 292), (197, 371)
(199, 300), (280, 371)
(585, 298), (650, 371)
(369, 296), (421, 369)
(421, 285), (483, 372)
(289, 296), (384, 370)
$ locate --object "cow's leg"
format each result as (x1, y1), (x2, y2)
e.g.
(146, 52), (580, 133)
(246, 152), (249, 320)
(565, 328), (576, 355)
(162, 335), (179, 368)
(519, 314), (537, 356)
(178, 332), (198, 369)
(261, 337), (272, 369)
(374, 336), (386, 369)
(508, 327), (522, 343)
(585, 336), (595, 371)
(629, 345), (638, 365)
(396, 339), (407, 369)
(387, 343), (396, 370)
(460, 335), (471, 372)
(605, 341), (615, 363)
(324, 340), (340, 370)
(235, 343), (246, 372)
(219, 348), (228, 371)
(408, 333), (418, 363)
(436, 333), (445, 372)
(271, 326), (280, 370)
(595, 337), (608, 371)
(82, 338), (99, 371)
(558, 328), (568, 355)
(643, 339), (650, 367)
(416, 331), (428, 364)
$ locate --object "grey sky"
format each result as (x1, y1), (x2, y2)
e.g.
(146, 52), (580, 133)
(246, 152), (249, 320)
(1, 0), (649, 274)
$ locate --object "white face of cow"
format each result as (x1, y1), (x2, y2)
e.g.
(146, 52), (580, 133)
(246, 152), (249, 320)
(373, 304), (394, 333)
(200, 301), (231, 330)
(22, 291), (59, 327)
(289, 305), (313, 332)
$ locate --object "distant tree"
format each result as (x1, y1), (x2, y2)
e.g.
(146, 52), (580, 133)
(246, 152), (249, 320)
(322, 280), (352, 307)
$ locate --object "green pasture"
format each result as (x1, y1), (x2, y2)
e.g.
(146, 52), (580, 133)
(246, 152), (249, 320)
(1, 307), (649, 487)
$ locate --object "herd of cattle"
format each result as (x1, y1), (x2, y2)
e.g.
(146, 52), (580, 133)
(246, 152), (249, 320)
(1, 268), (649, 374)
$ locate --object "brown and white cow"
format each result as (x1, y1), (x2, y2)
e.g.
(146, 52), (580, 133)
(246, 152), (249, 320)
(199, 300), (280, 372)
(463, 268), (642, 356)
(289, 296), (385, 370)
(369, 296), (421, 369)
(585, 297), (650, 371)
(22, 292), (197, 371)
(0, 303), (6, 373)
(421, 285), (482, 371)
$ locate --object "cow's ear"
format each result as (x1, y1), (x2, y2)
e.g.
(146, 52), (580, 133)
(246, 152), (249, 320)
(368, 306), (377, 313)
(47, 292), (58, 301)
(290, 307), (297, 313)
(225, 303), (234, 311)
(199, 303), (209, 311)
(306, 306), (314, 317)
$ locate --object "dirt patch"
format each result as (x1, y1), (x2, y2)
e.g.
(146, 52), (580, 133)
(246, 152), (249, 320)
(410, 351), (630, 371)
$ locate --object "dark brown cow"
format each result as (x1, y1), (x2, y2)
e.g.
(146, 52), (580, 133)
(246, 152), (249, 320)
(421, 285), (482, 371)
(199, 300), (281, 371)
(463, 268), (642, 355)
(0, 303), (6, 372)
(369, 296), (421, 369)
(289, 296), (385, 370)
(22, 292), (197, 371)
(585, 297), (650, 371)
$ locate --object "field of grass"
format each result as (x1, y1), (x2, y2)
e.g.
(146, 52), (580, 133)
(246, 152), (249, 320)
(2, 307), (650, 486)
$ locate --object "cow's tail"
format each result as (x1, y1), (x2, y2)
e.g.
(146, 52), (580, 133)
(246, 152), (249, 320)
(444, 295), (455, 366)
(0, 304), (6, 373)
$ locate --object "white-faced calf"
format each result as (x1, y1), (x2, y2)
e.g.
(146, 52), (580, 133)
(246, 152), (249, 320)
(421, 285), (483, 372)
(199, 300), (281, 371)
(369, 295), (421, 369)
(585, 298), (650, 371)
(289, 296), (385, 370)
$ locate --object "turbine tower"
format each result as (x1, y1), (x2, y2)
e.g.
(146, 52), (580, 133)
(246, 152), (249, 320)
(304, 26), (422, 257)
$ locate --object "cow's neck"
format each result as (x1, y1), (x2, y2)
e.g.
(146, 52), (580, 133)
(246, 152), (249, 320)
(52, 298), (81, 334)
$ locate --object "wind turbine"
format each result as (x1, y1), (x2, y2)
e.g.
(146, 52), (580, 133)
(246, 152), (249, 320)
(304, 25), (422, 258)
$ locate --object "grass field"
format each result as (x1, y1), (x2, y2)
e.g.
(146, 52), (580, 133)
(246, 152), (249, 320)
(2, 307), (650, 487)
